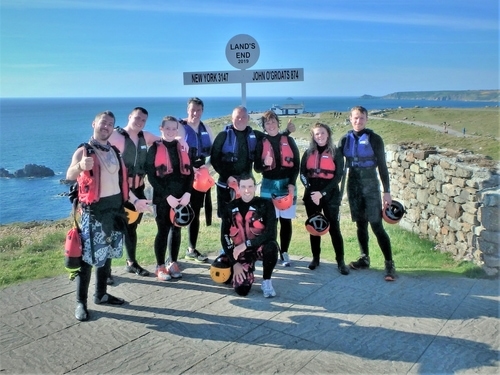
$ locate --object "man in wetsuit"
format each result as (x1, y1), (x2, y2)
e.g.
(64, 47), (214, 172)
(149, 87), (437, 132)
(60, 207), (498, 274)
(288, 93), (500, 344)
(108, 107), (159, 280)
(338, 106), (396, 281)
(220, 173), (279, 297)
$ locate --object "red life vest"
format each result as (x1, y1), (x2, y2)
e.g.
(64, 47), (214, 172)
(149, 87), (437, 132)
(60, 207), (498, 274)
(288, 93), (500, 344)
(261, 135), (294, 170)
(77, 144), (129, 205)
(154, 140), (191, 177)
(305, 150), (336, 179)
(229, 206), (266, 246)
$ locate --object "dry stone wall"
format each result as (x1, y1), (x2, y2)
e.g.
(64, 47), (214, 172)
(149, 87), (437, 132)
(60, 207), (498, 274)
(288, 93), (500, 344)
(386, 144), (500, 276)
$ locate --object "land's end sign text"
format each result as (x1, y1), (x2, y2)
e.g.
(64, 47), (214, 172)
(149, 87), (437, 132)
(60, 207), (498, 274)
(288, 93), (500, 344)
(225, 34), (260, 70)
(183, 69), (303, 85)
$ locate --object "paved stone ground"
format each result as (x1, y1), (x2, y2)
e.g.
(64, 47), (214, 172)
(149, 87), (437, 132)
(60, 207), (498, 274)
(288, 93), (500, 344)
(1, 256), (499, 374)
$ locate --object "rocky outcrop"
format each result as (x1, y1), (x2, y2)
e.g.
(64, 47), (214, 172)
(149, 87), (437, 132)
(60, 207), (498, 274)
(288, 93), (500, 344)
(386, 143), (500, 276)
(0, 164), (55, 178)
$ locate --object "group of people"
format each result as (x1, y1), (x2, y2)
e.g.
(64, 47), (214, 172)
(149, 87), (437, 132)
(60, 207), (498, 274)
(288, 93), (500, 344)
(66, 99), (396, 322)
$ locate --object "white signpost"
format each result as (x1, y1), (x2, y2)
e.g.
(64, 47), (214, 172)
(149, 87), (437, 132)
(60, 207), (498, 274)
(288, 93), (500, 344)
(183, 34), (304, 106)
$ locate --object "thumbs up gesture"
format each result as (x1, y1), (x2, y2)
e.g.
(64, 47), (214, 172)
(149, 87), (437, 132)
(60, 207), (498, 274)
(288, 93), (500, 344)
(264, 150), (274, 166)
(286, 119), (296, 133)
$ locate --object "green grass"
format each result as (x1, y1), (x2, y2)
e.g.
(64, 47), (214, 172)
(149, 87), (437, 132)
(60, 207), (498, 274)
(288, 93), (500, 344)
(0, 197), (487, 289)
(1, 107), (496, 288)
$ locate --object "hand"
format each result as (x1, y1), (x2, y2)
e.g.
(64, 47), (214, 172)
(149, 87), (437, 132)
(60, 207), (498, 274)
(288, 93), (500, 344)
(179, 192), (191, 207)
(288, 184), (295, 196)
(166, 195), (180, 208)
(286, 119), (296, 133)
(134, 199), (152, 213)
(383, 192), (392, 208)
(233, 243), (246, 260)
(311, 191), (322, 205)
(264, 150), (273, 167)
(79, 156), (93, 171)
(232, 262), (245, 284)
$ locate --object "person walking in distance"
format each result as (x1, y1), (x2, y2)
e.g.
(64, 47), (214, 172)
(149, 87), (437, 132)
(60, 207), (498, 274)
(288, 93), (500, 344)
(145, 116), (194, 281)
(177, 97), (215, 263)
(220, 174), (279, 298)
(66, 111), (128, 321)
(300, 122), (349, 274)
(338, 106), (396, 281)
(254, 111), (300, 267)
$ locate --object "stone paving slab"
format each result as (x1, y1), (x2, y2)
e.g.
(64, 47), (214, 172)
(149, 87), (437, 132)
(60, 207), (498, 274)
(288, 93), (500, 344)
(0, 256), (498, 374)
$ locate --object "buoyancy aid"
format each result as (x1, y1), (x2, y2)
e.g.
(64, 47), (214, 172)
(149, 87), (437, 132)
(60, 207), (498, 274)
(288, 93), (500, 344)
(154, 140), (191, 177)
(221, 125), (257, 162)
(115, 127), (147, 178)
(77, 143), (129, 205)
(180, 120), (212, 157)
(343, 131), (377, 168)
(261, 135), (294, 170)
(305, 149), (336, 179)
(229, 206), (266, 246)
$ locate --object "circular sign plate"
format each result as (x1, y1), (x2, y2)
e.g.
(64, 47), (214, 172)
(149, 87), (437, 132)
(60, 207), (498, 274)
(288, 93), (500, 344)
(225, 34), (260, 70)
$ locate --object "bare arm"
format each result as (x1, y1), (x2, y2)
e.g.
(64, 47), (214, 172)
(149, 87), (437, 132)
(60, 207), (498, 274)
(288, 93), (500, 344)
(143, 130), (161, 147)
(66, 147), (86, 180)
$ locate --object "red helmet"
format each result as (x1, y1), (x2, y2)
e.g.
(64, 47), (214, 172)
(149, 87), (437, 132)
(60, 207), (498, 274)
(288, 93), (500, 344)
(193, 167), (215, 192)
(228, 180), (241, 200)
(272, 191), (293, 211)
(382, 200), (406, 224)
(305, 213), (330, 236)
(169, 204), (195, 227)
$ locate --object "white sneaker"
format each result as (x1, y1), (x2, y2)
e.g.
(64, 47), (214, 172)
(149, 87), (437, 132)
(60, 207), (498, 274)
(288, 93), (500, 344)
(261, 279), (276, 298)
(167, 262), (182, 279)
(281, 252), (291, 267)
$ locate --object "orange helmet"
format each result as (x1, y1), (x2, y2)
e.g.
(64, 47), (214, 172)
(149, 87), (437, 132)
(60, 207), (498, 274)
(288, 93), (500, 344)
(305, 213), (330, 236)
(210, 254), (232, 284)
(124, 201), (140, 224)
(382, 200), (406, 224)
(271, 191), (293, 211)
(169, 204), (195, 227)
(193, 167), (215, 192)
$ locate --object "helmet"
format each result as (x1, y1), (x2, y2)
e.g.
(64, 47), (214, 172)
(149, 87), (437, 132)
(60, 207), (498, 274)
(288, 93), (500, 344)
(382, 200), (406, 224)
(210, 254), (232, 283)
(305, 213), (330, 236)
(169, 204), (195, 227)
(193, 167), (215, 192)
(124, 201), (140, 224)
(228, 180), (241, 201)
(272, 191), (293, 211)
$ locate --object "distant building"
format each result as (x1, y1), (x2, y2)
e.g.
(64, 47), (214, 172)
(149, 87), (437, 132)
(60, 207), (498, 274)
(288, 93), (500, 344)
(270, 103), (305, 115)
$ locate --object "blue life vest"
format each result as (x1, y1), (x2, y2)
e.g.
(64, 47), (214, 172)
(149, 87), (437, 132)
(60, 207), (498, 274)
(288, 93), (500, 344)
(343, 131), (377, 168)
(180, 120), (212, 157)
(221, 125), (257, 162)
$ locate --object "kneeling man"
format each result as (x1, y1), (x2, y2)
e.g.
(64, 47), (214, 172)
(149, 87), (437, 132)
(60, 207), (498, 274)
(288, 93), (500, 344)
(220, 173), (279, 297)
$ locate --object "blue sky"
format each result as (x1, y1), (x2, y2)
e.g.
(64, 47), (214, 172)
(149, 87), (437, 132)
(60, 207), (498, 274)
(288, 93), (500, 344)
(1, 0), (498, 98)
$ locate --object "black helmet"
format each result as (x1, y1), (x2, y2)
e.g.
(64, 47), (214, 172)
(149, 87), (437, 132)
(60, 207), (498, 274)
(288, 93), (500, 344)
(382, 200), (406, 224)
(169, 204), (195, 227)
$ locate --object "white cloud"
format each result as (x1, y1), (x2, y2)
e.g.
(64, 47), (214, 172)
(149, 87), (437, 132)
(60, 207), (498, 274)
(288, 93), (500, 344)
(2, 0), (497, 31)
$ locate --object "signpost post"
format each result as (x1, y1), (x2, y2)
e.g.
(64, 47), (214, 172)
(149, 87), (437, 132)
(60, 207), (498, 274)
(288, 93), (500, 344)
(183, 34), (304, 107)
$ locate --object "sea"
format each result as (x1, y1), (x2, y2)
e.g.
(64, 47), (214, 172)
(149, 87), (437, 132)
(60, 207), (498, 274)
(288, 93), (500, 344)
(0, 96), (495, 225)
